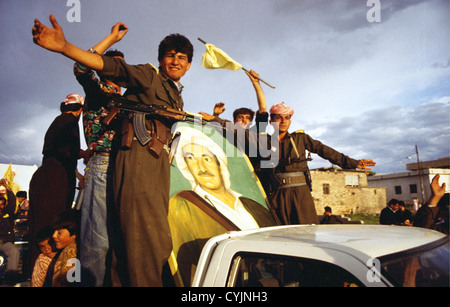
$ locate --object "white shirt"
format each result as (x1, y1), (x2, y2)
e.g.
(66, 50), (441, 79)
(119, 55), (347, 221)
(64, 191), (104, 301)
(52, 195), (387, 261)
(193, 186), (259, 230)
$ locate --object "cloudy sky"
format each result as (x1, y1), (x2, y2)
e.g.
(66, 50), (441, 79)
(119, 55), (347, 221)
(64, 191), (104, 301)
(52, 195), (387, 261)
(0, 0), (448, 178)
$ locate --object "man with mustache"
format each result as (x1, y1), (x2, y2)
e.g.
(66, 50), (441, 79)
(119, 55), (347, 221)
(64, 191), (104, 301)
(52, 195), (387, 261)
(167, 126), (276, 285)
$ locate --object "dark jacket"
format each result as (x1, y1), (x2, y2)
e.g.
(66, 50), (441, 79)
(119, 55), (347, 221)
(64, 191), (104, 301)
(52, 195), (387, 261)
(100, 57), (185, 286)
(320, 214), (344, 224)
(379, 206), (398, 225)
(0, 190), (16, 244)
(413, 205), (440, 229)
(0, 216), (14, 244)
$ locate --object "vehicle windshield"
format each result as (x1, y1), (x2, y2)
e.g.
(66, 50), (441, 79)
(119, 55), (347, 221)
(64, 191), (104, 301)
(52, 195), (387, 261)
(380, 237), (449, 287)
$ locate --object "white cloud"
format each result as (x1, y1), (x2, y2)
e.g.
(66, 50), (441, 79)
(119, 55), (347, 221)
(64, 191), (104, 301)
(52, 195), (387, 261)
(306, 99), (450, 174)
(0, 0), (448, 177)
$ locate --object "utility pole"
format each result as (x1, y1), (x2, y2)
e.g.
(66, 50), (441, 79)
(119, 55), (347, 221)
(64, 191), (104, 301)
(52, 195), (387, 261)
(415, 145), (425, 203)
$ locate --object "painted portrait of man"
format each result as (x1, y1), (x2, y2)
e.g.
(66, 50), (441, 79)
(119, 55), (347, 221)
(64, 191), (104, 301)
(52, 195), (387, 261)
(167, 124), (276, 286)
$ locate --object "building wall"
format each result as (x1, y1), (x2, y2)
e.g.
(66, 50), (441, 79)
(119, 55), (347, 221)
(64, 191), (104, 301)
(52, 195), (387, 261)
(367, 168), (450, 205)
(310, 169), (386, 215)
(406, 157), (450, 171)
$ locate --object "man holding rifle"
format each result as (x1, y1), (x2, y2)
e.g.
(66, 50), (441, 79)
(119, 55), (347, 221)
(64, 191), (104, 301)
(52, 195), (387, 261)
(32, 15), (193, 286)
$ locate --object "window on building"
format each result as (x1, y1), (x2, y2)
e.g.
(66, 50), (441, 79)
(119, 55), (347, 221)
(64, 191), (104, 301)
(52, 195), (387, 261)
(395, 186), (402, 195)
(323, 183), (330, 195)
(345, 175), (359, 186)
(409, 184), (417, 194)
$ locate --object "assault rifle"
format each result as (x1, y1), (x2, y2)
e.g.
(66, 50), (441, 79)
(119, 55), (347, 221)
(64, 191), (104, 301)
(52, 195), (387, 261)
(103, 95), (206, 157)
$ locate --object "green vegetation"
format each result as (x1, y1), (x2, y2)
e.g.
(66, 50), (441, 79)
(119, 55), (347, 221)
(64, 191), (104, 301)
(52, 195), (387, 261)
(344, 213), (380, 225)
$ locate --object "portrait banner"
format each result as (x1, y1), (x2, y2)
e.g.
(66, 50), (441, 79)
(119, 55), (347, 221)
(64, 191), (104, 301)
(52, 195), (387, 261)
(167, 121), (276, 286)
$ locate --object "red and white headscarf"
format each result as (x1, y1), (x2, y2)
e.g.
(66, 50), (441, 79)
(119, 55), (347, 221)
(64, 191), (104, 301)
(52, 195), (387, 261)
(269, 102), (294, 116)
(64, 93), (85, 105)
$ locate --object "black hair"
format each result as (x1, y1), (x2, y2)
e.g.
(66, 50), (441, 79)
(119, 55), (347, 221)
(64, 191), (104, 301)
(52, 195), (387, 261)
(36, 225), (55, 244)
(233, 108), (255, 121)
(51, 210), (80, 237)
(388, 198), (399, 207)
(158, 33), (193, 63)
(16, 191), (27, 198)
(104, 49), (124, 59)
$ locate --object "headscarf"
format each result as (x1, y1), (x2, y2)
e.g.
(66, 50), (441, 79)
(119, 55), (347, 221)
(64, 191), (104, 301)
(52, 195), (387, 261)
(174, 125), (231, 190)
(269, 102), (294, 116)
(64, 93), (85, 105)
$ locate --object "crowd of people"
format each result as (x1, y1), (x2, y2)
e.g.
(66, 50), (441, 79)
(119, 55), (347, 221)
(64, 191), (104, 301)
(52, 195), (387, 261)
(380, 174), (449, 234)
(0, 14), (443, 287)
(317, 175), (449, 234)
(27, 14), (376, 287)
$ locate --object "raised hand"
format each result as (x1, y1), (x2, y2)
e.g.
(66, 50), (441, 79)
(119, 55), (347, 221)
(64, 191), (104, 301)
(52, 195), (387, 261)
(213, 102), (226, 117)
(245, 70), (260, 84)
(92, 22), (129, 55)
(428, 174), (446, 207)
(32, 15), (66, 53)
(32, 14), (107, 71)
(110, 22), (129, 43)
(430, 174), (446, 199)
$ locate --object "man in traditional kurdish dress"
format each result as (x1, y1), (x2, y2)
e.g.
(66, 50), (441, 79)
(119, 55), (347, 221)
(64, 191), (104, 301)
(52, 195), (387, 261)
(261, 102), (375, 225)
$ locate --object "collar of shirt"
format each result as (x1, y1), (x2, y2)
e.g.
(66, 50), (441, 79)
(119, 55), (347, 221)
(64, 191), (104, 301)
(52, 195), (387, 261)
(159, 70), (184, 93)
(193, 186), (259, 230)
(171, 79), (184, 93)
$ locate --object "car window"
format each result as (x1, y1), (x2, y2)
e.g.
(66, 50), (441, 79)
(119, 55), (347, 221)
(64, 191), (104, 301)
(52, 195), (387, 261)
(227, 253), (363, 287)
(380, 237), (449, 287)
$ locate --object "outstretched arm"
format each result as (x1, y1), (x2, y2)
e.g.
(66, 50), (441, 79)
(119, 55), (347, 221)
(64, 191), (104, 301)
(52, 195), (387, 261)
(32, 15), (127, 71)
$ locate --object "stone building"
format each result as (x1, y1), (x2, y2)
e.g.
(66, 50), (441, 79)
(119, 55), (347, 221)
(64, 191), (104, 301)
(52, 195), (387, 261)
(367, 157), (450, 205)
(310, 167), (386, 215)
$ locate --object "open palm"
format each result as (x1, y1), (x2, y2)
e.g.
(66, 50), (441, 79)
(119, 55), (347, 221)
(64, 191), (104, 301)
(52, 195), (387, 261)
(32, 15), (66, 53)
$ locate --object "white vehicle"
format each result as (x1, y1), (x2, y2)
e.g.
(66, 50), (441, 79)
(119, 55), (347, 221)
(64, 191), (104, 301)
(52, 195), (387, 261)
(192, 225), (449, 287)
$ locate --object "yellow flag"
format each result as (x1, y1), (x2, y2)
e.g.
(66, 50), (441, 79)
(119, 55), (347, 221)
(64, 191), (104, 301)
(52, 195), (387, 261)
(3, 163), (13, 188)
(2, 163), (19, 213)
(201, 44), (242, 71)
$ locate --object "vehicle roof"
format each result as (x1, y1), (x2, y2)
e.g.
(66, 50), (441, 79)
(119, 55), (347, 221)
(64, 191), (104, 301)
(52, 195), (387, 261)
(211, 224), (448, 259)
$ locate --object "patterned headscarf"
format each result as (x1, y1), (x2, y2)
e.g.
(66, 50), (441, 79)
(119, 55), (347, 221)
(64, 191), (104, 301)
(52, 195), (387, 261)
(64, 93), (85, 105)
(269, 102), (294, 116)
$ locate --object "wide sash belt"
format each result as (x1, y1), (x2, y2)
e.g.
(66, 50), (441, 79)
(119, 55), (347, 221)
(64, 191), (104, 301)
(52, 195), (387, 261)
(274, 172), (307, 189)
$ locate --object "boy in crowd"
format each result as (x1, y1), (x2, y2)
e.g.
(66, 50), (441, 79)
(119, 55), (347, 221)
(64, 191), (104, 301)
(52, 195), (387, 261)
(50, 210), (79, 287)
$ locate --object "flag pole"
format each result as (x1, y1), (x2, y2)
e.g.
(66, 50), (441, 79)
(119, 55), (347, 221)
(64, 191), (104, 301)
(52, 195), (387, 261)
(197, 38), (208, 45)
(198, 38), (275, 89)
